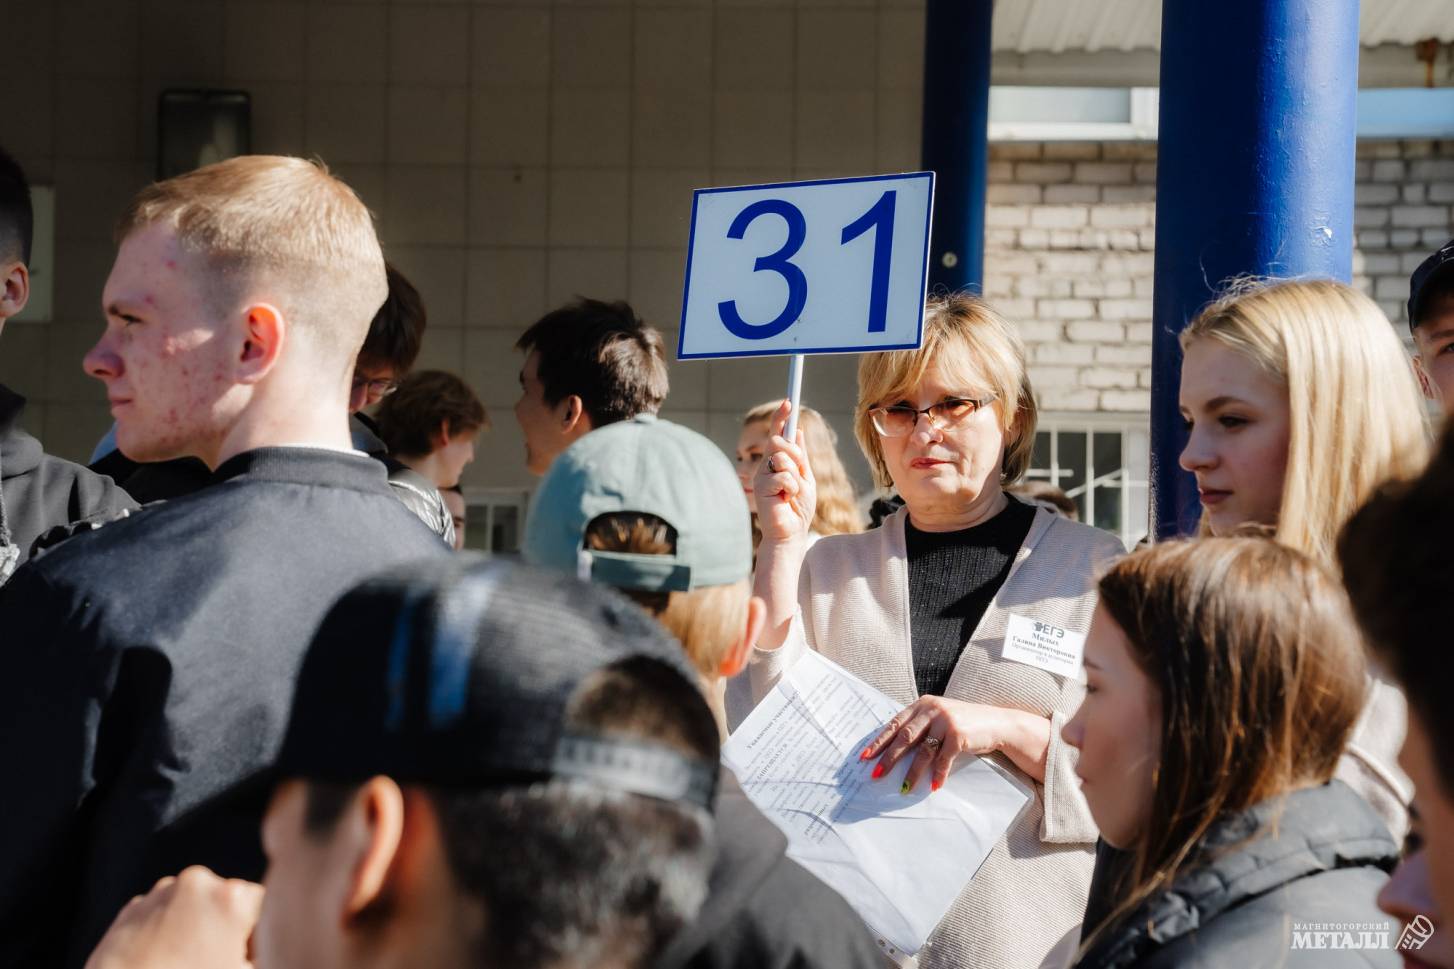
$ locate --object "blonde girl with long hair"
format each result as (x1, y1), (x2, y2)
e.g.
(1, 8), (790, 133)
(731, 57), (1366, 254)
(1176, 276), (1429, 839)
(1178, 276), (1429, 565)
(735, 401), (861, 550)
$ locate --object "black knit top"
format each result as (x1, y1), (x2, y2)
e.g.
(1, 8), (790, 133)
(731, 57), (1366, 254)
(905, 498), (1036, 697)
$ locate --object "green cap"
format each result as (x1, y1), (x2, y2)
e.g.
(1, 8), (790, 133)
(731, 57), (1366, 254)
(523, 414), (752, 592)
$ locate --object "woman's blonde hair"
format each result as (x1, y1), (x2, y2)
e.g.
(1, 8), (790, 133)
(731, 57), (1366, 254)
(854, 293), (1037, 491)
(1180, 277), (1430, 567)
(743, 401), (861, 538)
(1081, 535), (1368, 958)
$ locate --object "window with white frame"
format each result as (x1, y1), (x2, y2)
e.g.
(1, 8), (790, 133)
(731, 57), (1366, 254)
(989, 85), (1454, 142)
(460, 488), (531, 556)
(989, 86), (1160, 142)
(1022, 416), (1149, 547)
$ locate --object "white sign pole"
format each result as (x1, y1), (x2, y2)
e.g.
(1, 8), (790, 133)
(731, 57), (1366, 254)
(783, 353), (805, 441)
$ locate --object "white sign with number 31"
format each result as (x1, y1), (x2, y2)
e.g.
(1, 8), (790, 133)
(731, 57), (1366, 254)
(678, 172), (934, 360)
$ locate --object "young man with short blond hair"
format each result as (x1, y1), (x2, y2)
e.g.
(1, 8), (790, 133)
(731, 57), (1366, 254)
(0, 155), (448, 967)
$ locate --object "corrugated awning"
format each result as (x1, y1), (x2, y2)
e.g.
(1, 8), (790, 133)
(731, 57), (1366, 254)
(992, 0), (1454, 54)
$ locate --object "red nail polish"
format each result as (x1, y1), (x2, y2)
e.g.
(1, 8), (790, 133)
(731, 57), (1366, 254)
(931, 777), (943, 792)
(871, 763), (885, 780)
(859, 747), (872, 760)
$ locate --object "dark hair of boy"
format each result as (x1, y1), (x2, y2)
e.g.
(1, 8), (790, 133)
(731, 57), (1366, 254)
(0, 147), (32, 265)
(515, 298), (669, 427)
(375, 370), (487, 459)
(358, 263), (426, 375)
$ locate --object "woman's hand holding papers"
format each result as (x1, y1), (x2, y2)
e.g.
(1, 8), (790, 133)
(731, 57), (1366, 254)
(861, 696), (1053, 794)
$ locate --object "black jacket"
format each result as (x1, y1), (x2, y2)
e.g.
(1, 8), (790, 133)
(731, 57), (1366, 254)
(0, 448), (451, 967)
(656, 769), (886, 969)
(87, 449), (212, 504)
(85, 417), (453, 546)
(1075, 781), (1400, 969)
(0, 384), (135, 575)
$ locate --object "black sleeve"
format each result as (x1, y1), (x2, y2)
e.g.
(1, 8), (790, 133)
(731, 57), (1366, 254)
(70, 468), (141, 524)
(0, 566), (111, 967)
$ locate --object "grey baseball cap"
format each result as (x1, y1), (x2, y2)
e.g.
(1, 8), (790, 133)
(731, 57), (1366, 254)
(523, 414), (752, 593)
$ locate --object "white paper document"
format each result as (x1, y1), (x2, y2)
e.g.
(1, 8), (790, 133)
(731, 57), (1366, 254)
(722, 650), (1031, 963)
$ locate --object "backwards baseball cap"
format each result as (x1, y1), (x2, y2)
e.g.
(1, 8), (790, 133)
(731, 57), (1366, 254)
(1409, 237), (1454, 331)
(273, 555), (720, 809)
(523, 414), (751, 593)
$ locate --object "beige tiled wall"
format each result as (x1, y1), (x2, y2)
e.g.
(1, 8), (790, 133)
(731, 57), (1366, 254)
(0, 0), (926, 495)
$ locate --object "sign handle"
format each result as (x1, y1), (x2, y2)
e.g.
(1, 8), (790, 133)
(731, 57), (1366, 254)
(783, 353), (805, 441)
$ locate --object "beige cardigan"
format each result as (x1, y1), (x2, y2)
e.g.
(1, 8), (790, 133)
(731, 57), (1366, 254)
(735, 502), (1125, 969)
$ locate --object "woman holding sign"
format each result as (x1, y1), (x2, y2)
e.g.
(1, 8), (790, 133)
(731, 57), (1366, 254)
(745, 293), (1123, 969)
(1175, 277), (1424, 839)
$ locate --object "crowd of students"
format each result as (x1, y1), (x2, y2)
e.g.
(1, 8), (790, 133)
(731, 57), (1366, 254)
(0, 144), (1450, 969)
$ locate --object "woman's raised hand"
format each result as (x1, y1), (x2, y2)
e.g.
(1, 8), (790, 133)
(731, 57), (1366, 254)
(753, 399), (817, 546)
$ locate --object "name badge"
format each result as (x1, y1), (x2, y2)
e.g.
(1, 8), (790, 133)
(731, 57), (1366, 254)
(1001, 614), (1086, 679)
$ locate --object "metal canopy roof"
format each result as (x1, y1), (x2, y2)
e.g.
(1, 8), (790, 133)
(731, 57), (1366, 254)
(992, 0), (1454, 54)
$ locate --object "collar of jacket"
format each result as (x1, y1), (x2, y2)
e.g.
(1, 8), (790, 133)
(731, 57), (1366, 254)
(1085, 780), (1399, 969)
(211, 446), (391, 492)
(349, 412), (388, 457)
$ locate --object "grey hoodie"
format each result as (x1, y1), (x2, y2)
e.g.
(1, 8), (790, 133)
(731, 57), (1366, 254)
(0, 384), (135, 580)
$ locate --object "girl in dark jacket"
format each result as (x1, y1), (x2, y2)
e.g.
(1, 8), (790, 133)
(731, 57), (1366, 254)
(1062, 536), (1401, 969)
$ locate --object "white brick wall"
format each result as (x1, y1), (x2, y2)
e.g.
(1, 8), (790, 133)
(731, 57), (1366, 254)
(988, 139), (1454, 414)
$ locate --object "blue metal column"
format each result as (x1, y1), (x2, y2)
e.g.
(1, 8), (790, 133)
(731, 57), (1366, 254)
(920, 0), (994, 294)
(1151, 0), (1359, 539)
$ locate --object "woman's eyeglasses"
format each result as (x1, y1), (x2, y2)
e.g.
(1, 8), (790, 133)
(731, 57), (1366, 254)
(869, 396), (995, 437)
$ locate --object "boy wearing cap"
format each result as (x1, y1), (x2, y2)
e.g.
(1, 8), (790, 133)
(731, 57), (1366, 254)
(523, 413), (885, 969)
(1409, 238), (1454, 413)
(0, 156), (450, 966)
(86, 559), (720, 969)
